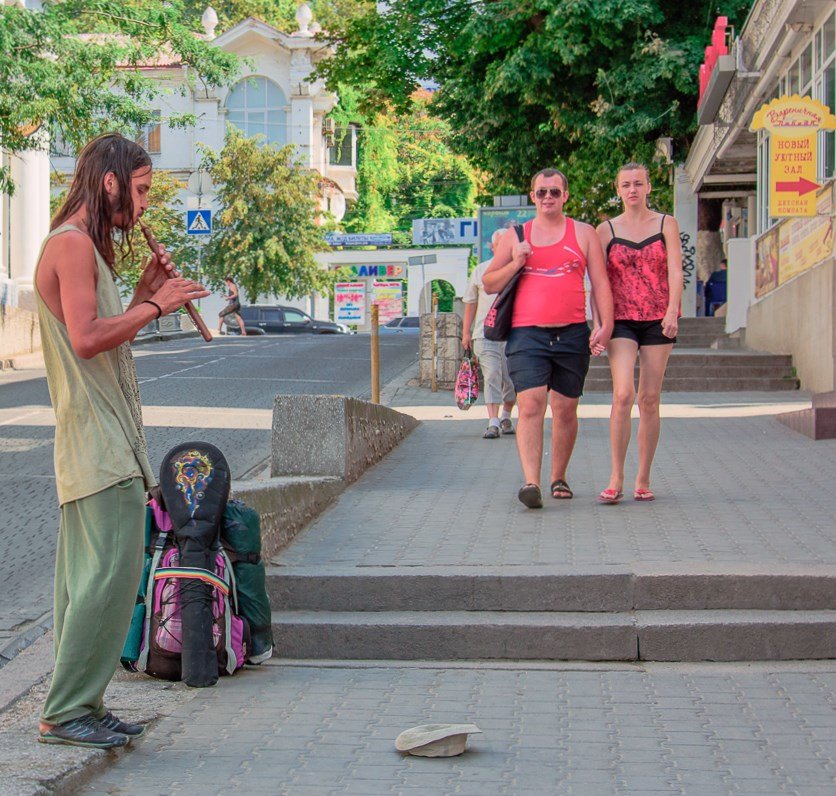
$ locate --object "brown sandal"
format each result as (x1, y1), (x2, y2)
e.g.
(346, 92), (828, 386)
(551, 479), (573, 499)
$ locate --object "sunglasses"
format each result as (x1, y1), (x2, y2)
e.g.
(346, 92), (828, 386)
(534, 187), (564, 200)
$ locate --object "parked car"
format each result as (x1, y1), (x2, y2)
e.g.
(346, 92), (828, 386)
(379, 315), (421, 334)
(227, 305), (351, 335)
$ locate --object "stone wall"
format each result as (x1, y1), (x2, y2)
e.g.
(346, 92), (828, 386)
(271, 394), (419, 483)
(419, 312), (462, 390)
(746, 256), (834, 393)
(0, 305), (40, 361)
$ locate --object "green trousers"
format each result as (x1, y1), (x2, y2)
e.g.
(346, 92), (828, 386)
(41, 477), (145, 725)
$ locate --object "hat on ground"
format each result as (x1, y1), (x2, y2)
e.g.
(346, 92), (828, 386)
(395, 724), (482, 757)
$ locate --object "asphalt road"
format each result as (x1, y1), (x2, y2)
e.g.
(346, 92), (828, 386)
(0, 333), (417, 650)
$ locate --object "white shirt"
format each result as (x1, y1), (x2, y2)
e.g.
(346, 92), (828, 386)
(462, 259), (495, 341)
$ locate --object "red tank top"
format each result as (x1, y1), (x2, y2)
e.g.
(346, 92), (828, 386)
(606, 215), (674, 321)
(511, 218), (587, 327)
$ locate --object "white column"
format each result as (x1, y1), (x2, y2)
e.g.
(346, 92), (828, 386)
(9, 143), (50, 310)
(673, 166), (698, 317)
(290, 95), (314, 167)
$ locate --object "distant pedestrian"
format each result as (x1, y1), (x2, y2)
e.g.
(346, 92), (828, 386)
(704, 259), (727, 316)
(483, 168), (613, 508)
(34, 133), (208, 748)
(596, 162), (682, 504)
(219, 277), (247, 335)
(462, 229), (516, 439)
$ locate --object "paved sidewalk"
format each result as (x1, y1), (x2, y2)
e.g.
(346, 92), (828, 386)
(2, 373), (835, 794)
(276, 383), (833, 570)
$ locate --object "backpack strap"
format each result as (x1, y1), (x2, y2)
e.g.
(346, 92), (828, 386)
(513, 223), (525, 242)
(219, 550), (239, 673)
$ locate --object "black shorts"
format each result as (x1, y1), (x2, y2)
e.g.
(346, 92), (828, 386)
(505, 323), (591, 398)
(219, 300), (241, 318)
(611, 319), (676, 346)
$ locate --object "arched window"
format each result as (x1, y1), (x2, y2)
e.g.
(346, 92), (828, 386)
(225, 77), (288, 147)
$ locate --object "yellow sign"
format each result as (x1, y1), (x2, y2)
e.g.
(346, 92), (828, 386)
(778, 186), (833, 284)
(750, 95), (836, 218)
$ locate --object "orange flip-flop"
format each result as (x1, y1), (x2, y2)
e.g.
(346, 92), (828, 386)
(634, 489), (655, 501)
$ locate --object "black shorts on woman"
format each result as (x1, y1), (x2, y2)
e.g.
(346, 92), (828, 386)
(505, 322), (591, 398)
(611, 319), (676, 346)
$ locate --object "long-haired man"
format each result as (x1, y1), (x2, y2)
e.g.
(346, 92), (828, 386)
(34, 133), (208, 748)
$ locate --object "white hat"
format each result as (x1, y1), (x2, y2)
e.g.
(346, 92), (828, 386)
(395, 724), (482, 757)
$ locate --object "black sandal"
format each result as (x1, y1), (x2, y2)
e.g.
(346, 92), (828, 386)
(518, 483), (543, 509)
(550, 479), (573, 499)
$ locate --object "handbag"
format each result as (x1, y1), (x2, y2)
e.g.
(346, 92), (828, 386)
(454, 347), (479, 410)
(483, 224), (526, 342)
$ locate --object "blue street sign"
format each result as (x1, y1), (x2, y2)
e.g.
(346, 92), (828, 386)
(325, 232), (393, 247)
(187, 209), (212, 235)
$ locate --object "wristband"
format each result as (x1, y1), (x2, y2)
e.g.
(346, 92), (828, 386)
(143, 299), (163, 319)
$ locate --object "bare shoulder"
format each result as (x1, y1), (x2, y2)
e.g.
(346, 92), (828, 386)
(662, 213), (680, 234)
(572, 219), (598, 246)
(41, 230), (96, 277)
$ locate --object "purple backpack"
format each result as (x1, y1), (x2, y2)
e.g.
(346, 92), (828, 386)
(136, 500), (249, 681)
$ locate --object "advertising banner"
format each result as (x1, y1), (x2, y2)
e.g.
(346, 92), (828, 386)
(778, 187), (833, 284)
(372, 281), (404, 324)
(477, 207), (536, 261)
(334, 282), (366, 324)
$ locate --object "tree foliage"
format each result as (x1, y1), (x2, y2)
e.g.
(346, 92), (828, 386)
(330, 86), (479, 239)
(200, 129), (333, 302)
(319, 0), (754, 221)
(0, 0), (239, 194)
(116, 170), (200, 297)
(177, 0), (373, 35)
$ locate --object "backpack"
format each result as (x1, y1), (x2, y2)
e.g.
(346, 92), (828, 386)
(133, 499), (250, 682)
(454, 347), (479, 410)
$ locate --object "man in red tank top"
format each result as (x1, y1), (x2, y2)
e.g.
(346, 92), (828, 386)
(484, 169), (614, 509)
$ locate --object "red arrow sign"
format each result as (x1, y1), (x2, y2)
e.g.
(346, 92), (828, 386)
(775, 177), (820, 196)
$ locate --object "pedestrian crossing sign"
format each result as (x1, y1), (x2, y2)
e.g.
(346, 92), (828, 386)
(186, 209), (212, 235)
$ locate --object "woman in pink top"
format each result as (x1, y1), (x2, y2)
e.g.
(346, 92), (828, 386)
(595, 163), (682, 503)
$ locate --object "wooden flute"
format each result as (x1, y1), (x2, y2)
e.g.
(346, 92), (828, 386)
(138, 220), (213, 343)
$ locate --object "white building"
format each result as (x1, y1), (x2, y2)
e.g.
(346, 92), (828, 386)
(1, 3), (358, 347)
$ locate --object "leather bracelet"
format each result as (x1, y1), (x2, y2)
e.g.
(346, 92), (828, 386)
(143, 299), (163, 319)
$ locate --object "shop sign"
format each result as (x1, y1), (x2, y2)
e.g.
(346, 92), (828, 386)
(750, 95), (836, 217)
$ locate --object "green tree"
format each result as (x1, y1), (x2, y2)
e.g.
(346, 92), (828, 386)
(116, 170), (200, 297)
(0, 0), (239, 194)
(200, 129), (333, 302)
(319, 0), (753, 221)
(177, 0), (373, 35)
(329, 87), (478, 236)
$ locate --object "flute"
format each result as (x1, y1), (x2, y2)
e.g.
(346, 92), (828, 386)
(138, 220), (213, 343)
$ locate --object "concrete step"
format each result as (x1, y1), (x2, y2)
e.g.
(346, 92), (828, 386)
(271, 609), (836, 662)
(585, 377), (799, 391)
(266, 567), (836, 612)
(587, 365), (796, 378)
(599, 352), (793, 366)
(267, 568), (836, 661)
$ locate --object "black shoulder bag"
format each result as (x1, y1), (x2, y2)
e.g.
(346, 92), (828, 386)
(483, 224), (525, 342)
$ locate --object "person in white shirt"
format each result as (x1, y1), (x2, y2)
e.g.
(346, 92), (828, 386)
(462, 229), (516, 439)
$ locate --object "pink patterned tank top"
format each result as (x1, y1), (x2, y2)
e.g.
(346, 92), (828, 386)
(606, 214), (674, 321)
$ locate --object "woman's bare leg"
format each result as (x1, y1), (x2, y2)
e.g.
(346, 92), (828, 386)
(635, 344), (673, 491)
(605, 339), (639, 493)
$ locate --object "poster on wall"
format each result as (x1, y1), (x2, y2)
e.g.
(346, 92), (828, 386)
(334, 282), (366, 325)
(778, 186), (834, 285)
(477, 207), (536, 262)
(755, 226), (780, 299)
(372, 281), (403, 324)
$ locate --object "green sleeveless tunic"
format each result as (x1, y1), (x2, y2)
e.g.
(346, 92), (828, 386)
(34, 224), (156, 505)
